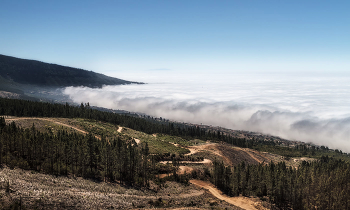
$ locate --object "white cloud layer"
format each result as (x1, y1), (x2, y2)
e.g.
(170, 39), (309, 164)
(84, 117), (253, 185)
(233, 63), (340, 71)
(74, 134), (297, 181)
(63, 73), (350, 152)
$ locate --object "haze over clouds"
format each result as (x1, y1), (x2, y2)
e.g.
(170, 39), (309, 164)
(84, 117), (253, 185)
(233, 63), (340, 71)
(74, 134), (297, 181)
(2, 1), (350, 151)
(63, 73), (350, 152)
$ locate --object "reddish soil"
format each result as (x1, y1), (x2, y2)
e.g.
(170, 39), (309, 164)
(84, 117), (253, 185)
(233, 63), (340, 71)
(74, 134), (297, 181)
(190, 180), (268, 210)
(186, 143), (232, 165)
(157, 166), (194, 179)
(216, 144), (271, 166)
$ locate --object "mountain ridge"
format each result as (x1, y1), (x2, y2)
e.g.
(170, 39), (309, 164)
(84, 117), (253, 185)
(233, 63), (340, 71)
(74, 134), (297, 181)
(0, 54), (141, 88)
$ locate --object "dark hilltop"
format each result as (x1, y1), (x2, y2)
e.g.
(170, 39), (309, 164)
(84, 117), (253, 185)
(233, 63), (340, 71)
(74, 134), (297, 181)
(0, 54), (141, 101)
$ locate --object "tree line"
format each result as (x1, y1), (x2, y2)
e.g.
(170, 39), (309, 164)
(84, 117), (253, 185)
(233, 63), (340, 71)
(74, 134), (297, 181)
(0, 118), (154, 186)
(212, 157), (350, 209)
(0, 98), (249, 145)
(1, 96), (350, 209)
(0, 97), (348, 160)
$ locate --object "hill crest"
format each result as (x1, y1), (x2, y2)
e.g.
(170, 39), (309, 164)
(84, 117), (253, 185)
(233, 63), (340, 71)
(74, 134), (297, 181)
(0, 54), (141, 88)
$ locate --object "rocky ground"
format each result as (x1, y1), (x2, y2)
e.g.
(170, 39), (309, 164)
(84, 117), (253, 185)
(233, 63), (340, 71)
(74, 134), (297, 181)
(0, 166), (246, 210)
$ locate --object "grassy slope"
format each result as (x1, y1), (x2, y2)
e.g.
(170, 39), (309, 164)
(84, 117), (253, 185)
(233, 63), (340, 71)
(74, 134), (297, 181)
(253, 144), (350, 162)
(4, 116), (328, 164)
(4, 117), (192, 155)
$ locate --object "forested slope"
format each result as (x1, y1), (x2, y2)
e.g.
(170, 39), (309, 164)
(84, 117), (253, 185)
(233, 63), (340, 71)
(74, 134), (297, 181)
(0, 97), (348, 160)
(212, 157), (350, 209)
(1, 97), (350, 209)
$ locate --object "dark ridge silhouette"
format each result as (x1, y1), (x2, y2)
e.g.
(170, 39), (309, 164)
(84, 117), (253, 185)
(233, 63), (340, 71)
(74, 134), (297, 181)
(0, 54), (141, 88)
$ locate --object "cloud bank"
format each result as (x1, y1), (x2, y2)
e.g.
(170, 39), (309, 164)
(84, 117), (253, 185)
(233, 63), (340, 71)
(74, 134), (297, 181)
(62, 73), (350, 152)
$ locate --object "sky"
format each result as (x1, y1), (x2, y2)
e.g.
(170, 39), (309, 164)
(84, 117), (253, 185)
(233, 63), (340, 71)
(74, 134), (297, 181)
(2, 0), (350, 150)
(1, 0), (349, 75)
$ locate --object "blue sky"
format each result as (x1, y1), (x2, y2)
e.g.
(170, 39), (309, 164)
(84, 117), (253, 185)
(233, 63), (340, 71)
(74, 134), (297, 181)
(1, 0), (349, 75)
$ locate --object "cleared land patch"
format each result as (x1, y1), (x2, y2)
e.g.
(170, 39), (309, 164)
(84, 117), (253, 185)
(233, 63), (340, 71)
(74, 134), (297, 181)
(0, 167), (242, 210)
(190, 180), (269, 210)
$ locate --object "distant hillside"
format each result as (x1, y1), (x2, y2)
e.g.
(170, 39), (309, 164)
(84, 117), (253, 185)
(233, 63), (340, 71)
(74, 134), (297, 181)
(0, 54), (139, 88)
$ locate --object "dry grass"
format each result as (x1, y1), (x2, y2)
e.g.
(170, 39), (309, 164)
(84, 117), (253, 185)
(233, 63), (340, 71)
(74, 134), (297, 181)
(263, 152), (316, 168)
(0, 166), (242, 209)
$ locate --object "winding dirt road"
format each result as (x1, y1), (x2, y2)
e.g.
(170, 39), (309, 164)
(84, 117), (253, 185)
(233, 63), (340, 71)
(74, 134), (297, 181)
(5, 117), (269, 209)
(158, 143), (268, 209)
(190, 180), (267, 210)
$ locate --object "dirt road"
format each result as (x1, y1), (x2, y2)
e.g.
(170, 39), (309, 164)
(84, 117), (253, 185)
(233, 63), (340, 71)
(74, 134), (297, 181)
(159, 159), (212, 165)
(187, 143), (233, 165)
(157, 166), (194, 179)
(134, 138), (141, 144)
(116, 126), (141, 145)
(117, 126), (123, 133)
(4, 117), (101, 140)
(190, 180), (268, 210)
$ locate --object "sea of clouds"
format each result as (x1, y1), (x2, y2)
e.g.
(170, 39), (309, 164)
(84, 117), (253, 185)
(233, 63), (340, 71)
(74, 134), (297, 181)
(63, 72), (350, 152)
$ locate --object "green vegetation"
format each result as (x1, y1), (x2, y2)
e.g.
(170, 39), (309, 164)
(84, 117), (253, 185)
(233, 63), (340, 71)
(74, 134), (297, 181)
(1, 97), (350, 209)
(144, 139), (190, 155)
(73, 118), (122, 140)
(65, 118), (192, 155)
(121, 129), (191, 154)
(212, 157), (350, 209)
(252, 143), (350, 162)
(1, 96), (349, 160)
(156, 134), (199, 147)
(0, 119), (154, 186)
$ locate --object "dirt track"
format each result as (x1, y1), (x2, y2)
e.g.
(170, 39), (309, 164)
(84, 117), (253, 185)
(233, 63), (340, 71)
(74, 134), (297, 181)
(159, 159), (212, 165)
(157, 166), (194, 179)
(187, 143), (233, 165)
(4, 117), (101, 140)
(160, 142), (269, 209)
(134, 138), (141, 144)
(117, 126), (123, 133)
(233, 147), (271, 164)
(190, 180), (267, 210)
(116, 126), (141, 145)
(5, 117), (270, 209)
